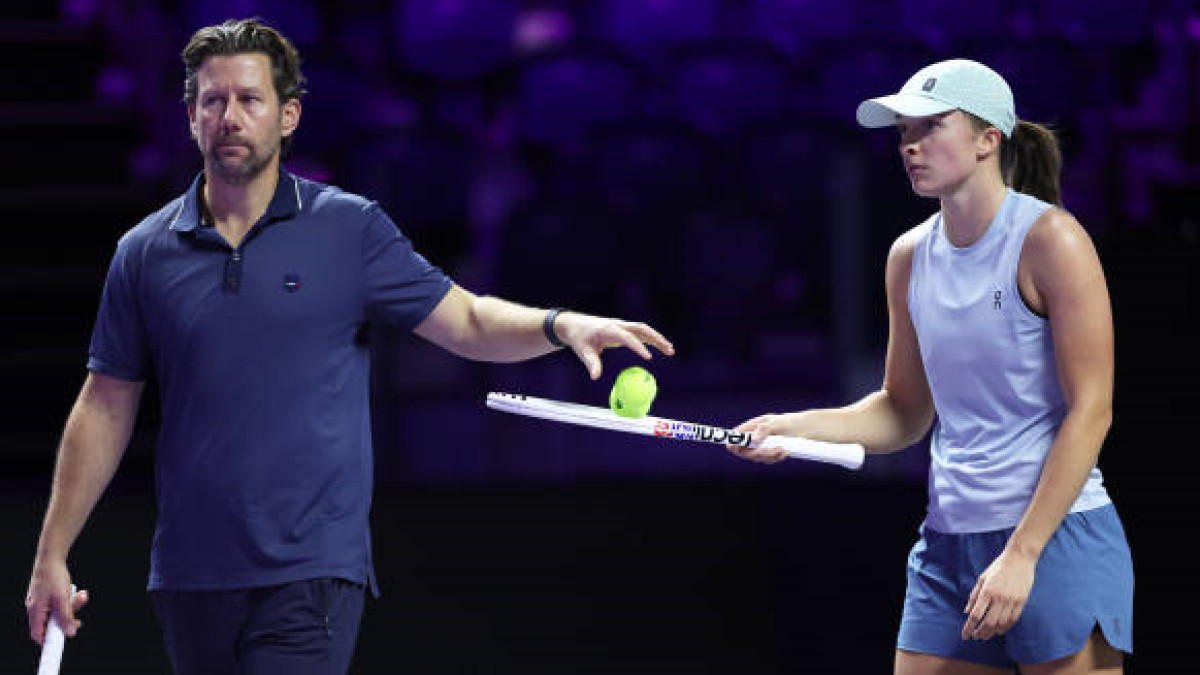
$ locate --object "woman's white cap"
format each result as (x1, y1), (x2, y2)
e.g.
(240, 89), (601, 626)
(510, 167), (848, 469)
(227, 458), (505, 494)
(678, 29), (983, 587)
(856, 59), (1016, 137)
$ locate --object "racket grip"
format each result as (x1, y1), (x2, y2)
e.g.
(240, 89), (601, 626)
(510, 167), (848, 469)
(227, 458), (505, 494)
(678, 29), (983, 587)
(761, 435), (865, 470)
(37, 585), (75, 675)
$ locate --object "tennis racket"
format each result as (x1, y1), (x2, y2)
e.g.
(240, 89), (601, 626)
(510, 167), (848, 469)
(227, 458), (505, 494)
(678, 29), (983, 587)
(486, 392), (864, 470)
(37, 585), (75, 675)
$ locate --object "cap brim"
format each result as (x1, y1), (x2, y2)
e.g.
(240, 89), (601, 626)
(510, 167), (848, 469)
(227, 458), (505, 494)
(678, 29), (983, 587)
(856, 93), (955, 128)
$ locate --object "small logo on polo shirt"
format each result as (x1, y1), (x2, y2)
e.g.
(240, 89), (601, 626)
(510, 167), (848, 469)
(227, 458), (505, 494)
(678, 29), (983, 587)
(922, 77), (936, 92)
(283, 274), (301, 293)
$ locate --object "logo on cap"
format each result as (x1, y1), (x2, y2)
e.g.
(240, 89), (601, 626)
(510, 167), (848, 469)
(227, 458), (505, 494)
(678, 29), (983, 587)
(922, 78), (937, 92)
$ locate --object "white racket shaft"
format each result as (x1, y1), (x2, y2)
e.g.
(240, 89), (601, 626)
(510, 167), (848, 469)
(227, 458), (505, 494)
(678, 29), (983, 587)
(37, 585), (75, 675)
(486, 392), (864, 470)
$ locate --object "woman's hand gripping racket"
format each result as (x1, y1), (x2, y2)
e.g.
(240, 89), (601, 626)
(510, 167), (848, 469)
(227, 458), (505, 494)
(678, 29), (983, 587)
(486, 392), (864, 470)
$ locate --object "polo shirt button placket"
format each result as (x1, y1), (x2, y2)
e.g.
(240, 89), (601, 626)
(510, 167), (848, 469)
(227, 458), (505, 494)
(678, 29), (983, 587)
(224, 249), (243, 294)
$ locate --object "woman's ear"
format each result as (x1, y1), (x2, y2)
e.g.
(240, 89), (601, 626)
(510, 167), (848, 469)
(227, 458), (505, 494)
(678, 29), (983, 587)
(976, 126), (1001, 161)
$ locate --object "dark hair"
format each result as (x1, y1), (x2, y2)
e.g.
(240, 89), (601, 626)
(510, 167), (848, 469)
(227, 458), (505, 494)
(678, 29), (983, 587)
(969, 114), (1063, 206)
(182, 18), (307, 151)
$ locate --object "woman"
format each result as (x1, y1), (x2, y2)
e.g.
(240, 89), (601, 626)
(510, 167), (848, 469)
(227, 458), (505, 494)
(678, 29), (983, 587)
(729, 59), (1133, 674)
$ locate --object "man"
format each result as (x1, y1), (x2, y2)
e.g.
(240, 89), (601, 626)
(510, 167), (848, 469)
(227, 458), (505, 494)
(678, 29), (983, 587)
(25, 18), (673, 675)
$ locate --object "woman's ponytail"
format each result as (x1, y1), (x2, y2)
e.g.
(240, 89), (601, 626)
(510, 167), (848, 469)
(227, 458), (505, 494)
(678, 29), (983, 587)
(1001, 121), (1063, 206)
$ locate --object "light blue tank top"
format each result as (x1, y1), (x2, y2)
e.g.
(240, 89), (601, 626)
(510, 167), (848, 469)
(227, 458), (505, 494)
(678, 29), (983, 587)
(907, 189), (1111, 533)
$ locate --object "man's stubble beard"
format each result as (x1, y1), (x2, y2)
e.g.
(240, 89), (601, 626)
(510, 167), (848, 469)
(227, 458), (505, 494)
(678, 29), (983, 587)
(208, 135), (280, 186)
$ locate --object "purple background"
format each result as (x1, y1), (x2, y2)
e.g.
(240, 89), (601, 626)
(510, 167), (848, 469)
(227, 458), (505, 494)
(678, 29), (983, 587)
(2, 1), (1195, 672)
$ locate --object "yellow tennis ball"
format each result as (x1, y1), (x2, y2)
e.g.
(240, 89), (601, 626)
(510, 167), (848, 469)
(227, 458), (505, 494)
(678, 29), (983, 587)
(610, 366), (657, 418)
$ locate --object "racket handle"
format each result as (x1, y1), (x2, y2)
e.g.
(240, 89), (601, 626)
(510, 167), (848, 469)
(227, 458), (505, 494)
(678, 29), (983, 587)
(760, 435), (865, 470)
(37, 585), (75, 675)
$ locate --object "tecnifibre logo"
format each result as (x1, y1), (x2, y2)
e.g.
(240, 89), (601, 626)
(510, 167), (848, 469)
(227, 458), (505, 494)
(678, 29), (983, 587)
(922, 77), (937, 92)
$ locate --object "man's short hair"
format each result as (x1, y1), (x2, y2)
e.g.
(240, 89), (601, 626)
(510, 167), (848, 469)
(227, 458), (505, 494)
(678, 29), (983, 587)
(182, 18), (307, 151)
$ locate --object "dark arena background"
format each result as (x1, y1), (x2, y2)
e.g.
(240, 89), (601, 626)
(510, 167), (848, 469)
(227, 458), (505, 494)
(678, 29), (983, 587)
(3, 1), (1196, 672)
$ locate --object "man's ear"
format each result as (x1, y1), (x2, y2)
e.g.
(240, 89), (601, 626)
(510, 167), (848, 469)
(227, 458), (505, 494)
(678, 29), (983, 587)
(187, 104), (198, 139)
(281, 98), (301, 139)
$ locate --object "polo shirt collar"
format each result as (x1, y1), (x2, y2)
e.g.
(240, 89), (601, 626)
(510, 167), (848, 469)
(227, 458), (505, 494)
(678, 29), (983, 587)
(169, 168), (303, 233)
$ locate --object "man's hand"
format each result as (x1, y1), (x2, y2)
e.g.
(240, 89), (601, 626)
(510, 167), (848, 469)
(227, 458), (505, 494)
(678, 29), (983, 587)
(555, 313), (674, 380)
(26, 558), (88, 645)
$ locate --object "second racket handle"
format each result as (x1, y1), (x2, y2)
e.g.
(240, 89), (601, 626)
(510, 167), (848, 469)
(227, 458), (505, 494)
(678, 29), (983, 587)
(762, 435), (865, 470)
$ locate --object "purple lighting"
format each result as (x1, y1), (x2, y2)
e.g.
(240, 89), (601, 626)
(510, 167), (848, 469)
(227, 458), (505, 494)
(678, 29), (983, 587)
(514, 7), (574, 54)
(59, 0), (100, 25)
(95, 65), (134, 104)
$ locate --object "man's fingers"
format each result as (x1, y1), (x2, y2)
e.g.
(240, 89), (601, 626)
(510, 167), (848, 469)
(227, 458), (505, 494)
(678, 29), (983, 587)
(28, 602), (48, 645)
(623, 322), (675, 356)
(72, 589), (89, 614)
(46, 587), (87, 638)
(567, 319), (674, 378)
(53, 593), (78, 637)
(580, 350), (601, 380)
(66, 589), (89, 636)
(29, 587), (83, 645)
(608, 327), (654, 360)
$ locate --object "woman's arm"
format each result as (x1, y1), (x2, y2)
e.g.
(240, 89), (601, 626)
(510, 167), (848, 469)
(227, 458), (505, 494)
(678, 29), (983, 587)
(730, 227), (936, 462)
(962, 208), (1115, 641)
(1009, 209), (1115, 558)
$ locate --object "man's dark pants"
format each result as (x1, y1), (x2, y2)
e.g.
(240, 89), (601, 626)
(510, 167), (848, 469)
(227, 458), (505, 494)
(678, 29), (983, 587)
(152, 578), (364, 675)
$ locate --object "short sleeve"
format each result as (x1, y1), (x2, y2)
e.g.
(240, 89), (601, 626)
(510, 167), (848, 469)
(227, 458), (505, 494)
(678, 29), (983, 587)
(87, 236), (152, 381)
(361, 205), (453, 330)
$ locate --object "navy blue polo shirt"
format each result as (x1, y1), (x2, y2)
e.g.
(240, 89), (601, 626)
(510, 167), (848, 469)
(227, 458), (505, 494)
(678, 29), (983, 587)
(88, 170), (453, 594)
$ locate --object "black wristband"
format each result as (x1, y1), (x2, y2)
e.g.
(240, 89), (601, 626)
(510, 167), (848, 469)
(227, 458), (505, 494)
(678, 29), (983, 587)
(543, 307), (566, 348)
